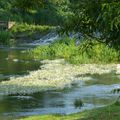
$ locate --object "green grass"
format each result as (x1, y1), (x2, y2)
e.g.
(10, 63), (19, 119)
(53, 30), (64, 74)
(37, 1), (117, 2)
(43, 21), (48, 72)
(11, 23), (55, 34)
(0, 31), (12, 45)
(20, 103), (120, 120)
(29, 38), (120, 64)
(10, 23), (56, 42)
(0, 23), (55, 45)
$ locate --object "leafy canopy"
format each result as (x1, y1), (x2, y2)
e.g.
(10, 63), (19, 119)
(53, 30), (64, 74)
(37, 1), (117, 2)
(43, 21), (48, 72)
(64, 0), (120, 49)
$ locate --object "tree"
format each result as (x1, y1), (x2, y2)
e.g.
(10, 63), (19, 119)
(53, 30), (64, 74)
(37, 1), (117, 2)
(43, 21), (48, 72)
(63, 0), (120, 49)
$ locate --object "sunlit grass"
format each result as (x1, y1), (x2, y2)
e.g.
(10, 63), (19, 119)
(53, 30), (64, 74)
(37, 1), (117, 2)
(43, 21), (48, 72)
(11, 23), (55, 35)
(29, 38), (119, 64)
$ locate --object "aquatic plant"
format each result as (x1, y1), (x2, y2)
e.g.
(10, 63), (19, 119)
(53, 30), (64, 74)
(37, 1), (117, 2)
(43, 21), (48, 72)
(11, 23), (55, 35)
(74, 99), (84, 108)
(0, 59), (119, 95)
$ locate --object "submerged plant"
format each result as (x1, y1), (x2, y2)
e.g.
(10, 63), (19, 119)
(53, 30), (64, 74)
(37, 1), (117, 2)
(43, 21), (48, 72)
(74, 99), (84, 108)
(112, 87), (120, 106)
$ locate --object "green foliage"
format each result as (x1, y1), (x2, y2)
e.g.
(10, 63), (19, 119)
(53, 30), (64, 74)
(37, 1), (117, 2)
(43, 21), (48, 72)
(9, 23), (55, 43)
(11, 23), (55, 34)
(0, 31), (12, 45)
(29, 38), (119, 64)
(0, 0), (71, 25)
(64, 0), (120, 49)
(34, 0), (71, 25)
(13, 0), (44, 12)
(97, 1), (120, 49)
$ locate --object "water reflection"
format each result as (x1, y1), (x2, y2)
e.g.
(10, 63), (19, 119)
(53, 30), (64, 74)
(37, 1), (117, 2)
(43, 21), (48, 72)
(0, 48), (41, 81)
(77, 73), (120, 85)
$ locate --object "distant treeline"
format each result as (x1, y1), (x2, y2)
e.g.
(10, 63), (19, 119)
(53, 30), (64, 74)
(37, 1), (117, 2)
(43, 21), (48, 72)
(0, 0), (70, 25)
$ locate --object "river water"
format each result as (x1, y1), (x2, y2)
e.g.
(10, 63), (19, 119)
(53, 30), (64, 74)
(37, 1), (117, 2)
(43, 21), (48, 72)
(0, 44), (120, 120)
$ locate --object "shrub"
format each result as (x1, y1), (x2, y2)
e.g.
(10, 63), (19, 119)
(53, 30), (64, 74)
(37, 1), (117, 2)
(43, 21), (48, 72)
(28, 38), (120, 64)
(69, 40), (119, 64)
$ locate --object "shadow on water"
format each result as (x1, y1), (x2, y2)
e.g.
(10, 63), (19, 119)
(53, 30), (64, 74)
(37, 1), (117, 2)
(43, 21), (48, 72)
(86, 73), (120, 85)
(74, 99), (84, 109)
(75, 72), (120, 85)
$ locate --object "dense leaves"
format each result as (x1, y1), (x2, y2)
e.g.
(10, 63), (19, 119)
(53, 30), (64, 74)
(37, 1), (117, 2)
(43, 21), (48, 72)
(0, 0), (70, 25)
(0, 0), (120, 49)
(64, 0), (120, 49)
(13, 0), (44, 12)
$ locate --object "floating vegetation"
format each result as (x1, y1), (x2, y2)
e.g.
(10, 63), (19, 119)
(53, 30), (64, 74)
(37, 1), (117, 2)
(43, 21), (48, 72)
(0, 59), (119, 95)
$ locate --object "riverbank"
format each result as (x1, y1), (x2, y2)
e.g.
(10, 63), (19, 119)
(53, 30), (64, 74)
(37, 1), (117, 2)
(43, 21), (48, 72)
(0, 59), (120, 95)
(11, 23), (56, 44)
(0, 23), (55, 45)
(29, 38), (120, 64)
(20, 103), (120, 120)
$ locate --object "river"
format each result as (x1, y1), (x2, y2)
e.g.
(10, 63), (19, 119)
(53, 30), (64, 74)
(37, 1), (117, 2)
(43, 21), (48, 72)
(0, 36), (120, 120)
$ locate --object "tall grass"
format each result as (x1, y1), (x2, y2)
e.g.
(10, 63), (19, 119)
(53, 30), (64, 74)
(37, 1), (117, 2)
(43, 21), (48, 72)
(11, 23), (55, 34)
(29, 38), (120, 64)
(0, 31), (11, 45)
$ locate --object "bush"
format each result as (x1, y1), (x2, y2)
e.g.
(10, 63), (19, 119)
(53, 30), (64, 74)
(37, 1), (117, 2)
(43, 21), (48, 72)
(29, 38), (77, 60)
(28, 38), (120, 64)
(69, 40), (119, 64)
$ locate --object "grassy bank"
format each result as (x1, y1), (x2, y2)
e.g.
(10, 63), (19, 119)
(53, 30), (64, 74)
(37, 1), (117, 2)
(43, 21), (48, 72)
(11, 23), (55, 35)
(20, 103), (120, 120)
(29, 38), (120, 64)
(0, 31), (12, 45)
(0, 23), (55, 45)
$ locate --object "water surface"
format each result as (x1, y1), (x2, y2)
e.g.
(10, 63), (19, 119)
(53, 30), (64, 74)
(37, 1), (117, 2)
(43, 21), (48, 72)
(0, 47), (41, 81)
(0, 47), (120, 120)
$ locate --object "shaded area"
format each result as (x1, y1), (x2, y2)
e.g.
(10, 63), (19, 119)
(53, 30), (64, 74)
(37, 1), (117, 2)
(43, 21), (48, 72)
(75, 72), (120, 85)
